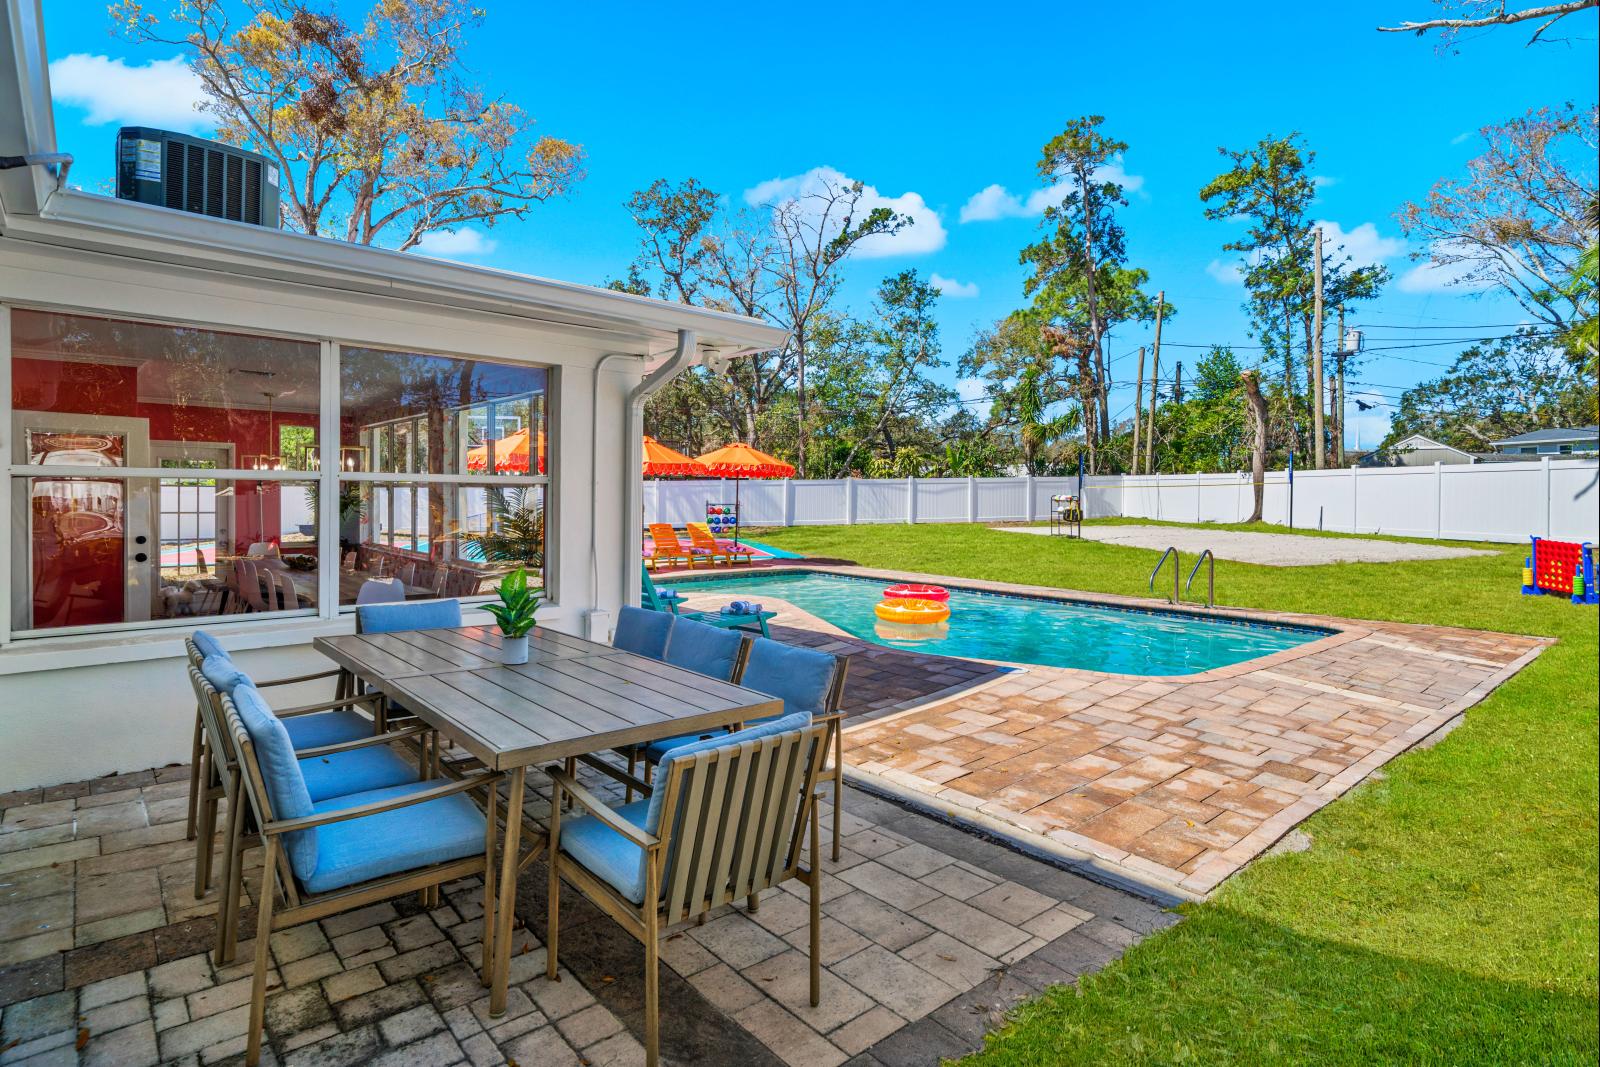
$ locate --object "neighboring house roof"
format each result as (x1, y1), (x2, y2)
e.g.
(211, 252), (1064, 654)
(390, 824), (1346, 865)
(1489, 427), (1600, 448)
(1385, 434), (1474, 458)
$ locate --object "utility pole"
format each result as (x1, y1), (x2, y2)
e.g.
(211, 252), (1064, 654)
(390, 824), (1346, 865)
(1132, 345), (1145, 475)
(1334, 304), (1346, 466)
(1145, 290), (1165, 475)
(1312, 226), (1326, 469)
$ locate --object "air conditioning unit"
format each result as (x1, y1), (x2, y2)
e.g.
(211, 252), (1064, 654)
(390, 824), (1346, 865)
(116, 127), (281, 228)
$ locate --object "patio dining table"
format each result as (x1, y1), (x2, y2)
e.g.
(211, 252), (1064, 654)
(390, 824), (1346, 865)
(310, 624), (781, 1016)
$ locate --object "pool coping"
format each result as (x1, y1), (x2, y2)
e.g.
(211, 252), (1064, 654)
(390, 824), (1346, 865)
(659, 563), (1371, 685)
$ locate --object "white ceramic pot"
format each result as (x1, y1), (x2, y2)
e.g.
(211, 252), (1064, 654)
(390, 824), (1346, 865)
(501, 634), (529, 665)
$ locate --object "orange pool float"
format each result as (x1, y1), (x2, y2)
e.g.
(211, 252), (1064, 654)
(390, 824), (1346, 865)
(883, 583), (949, 602)
(874, 597), (951, 625)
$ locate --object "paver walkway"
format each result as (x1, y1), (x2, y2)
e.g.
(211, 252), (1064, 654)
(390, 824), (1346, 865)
(673, 566), (1549, 898)
(1, 763), (1171, 1067)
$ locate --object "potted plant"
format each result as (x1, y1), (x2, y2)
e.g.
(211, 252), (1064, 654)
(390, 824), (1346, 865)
(484, 566), (542, 665)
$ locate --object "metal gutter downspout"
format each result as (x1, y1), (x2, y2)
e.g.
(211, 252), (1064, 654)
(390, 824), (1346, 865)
(620, 329), (697, 611)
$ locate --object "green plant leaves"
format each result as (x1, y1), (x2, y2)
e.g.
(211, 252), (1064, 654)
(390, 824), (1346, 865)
(488, 565), (541, 637)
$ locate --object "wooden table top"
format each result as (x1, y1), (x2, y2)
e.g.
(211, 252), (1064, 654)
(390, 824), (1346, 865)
(313, 626), (781, 771)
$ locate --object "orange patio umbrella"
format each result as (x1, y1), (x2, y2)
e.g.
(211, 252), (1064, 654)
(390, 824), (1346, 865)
(465, 427), (546, 474)
(696, 443), (795, 543)
(641, 435), (709, 477)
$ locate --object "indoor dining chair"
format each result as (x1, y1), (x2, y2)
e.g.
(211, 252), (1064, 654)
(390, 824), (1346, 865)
(223, 684), (498, 1066)
(546, 713), (827, 1067)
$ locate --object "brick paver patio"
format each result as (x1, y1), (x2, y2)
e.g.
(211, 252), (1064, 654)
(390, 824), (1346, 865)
(670, 566), (1550, 898)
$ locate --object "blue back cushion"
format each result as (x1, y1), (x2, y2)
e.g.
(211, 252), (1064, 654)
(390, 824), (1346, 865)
(664, 617), (743, 681)
(613, 605), (673, 660)
(192, 630), (227, 661)
(644, 711), (812, 837)
(200, 654), (251, 695)
(356, 599), (462, 635)
(741, 639), (837, 719)
(233, 683), (318, 880)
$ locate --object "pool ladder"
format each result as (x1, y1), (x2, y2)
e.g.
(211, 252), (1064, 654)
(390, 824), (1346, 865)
(1149, 546), (1217, 608)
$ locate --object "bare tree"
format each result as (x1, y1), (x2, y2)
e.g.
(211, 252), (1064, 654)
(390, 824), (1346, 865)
(114, 0), (583, 248)
(1397, 104), (1597, 332)
(1240, 369), (1270, 523)
(1379, 0), (1598, 46)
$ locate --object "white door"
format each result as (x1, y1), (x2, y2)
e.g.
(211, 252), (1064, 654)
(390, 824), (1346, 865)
(11, 410), (152, 630)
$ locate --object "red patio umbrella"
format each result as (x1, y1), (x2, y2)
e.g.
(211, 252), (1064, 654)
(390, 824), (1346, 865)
(695, 443), (795, 544)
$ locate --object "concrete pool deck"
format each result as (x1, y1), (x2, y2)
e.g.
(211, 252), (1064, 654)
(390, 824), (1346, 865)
(996, 523), (1498, 566)
(669, 565), (1549, 900)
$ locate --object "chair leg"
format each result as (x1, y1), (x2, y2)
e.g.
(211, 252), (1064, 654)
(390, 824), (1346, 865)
(185, 712), (203, 841)
(833, 725), (844, 863)
(546, 782), (562, 982)
(193, 751), (216, 899)
(809, 799), (821, 1006)
(216, 791), (247, 965)
(747, 892), (759, 913)
(643, 861), (662, 1067)
(562, 757), (576, 810)
(247, 837), (279, 1067)
(481, 781), (498, 987)
(626, 751), (637, 804)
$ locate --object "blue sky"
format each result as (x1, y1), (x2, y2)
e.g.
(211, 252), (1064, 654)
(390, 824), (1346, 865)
(41, 0), (1598, 450)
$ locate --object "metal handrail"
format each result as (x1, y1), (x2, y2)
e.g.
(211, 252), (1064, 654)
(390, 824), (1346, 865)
(1185, 549), (1215, 609)
(1149, 547), (1180, 605)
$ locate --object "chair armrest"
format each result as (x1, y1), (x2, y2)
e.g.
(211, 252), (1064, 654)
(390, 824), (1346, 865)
(255, 668), (342, 688)
(272, 693), (383, 719)
(545, 766), (659, 850)
(294, 723), (429, 759)
(264, 772), (499, 835)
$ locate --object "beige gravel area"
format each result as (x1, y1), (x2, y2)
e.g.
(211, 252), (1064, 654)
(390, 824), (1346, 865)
(997, 523), (1497, 566)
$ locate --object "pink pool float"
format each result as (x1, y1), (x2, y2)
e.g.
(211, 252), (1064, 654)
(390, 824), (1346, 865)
(882, 583), (949, 602)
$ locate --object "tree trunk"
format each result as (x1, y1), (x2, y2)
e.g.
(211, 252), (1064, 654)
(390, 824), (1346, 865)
(1077, 168), (1110, 443)
(1241, 369), (1269, 523)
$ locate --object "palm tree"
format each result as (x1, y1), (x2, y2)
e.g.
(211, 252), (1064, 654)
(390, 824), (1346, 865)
(455, 487), (544, 569)
(1015, 365), (1080, 474)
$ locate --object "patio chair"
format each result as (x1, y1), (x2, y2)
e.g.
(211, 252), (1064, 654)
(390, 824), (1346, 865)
(222, 683), (498, 1066)
(187, 664), (426, 964)
(546, 712), (827, 1067)
(686, 521), (757, 566)
(646, 523), (713, 570)
(182, 631), (362, 843)
(639, 563), (775, 637)
(612, 604), (674, 660)
(347, 599), (464, 726)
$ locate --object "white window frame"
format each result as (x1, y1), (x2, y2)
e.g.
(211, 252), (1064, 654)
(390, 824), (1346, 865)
(1, 307), (556, 647)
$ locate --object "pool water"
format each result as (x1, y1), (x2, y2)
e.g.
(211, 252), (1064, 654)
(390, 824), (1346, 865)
(665, 571), (1327, 676)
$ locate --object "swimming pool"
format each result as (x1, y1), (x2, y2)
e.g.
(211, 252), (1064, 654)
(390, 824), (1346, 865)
(664, 571), (1328, 676)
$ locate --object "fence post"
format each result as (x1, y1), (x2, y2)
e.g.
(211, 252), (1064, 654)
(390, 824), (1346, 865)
(906, 477), (917, 524)
(1543, 455), (1552, 537)
(966, 476), (977, 523)
(1350, 464), (1359, 533)
(844, 477), (856, 525)
(1025, 475), (1035, 522)
(1434, 462), (1444, 540)
(783, 479), (795, 527)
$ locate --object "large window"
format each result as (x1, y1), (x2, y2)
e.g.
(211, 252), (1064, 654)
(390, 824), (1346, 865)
(337, 347), (547, 607)
(6, 311), (551, 638)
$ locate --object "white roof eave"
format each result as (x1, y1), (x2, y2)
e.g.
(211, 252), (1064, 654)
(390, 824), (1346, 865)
(9, 191), (788, 355)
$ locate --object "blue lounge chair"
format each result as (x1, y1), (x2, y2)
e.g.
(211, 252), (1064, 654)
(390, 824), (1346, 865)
(639, 563), (774, 637)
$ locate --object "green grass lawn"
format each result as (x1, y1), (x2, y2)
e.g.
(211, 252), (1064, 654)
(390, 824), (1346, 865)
(752, 520), (1599, 1065)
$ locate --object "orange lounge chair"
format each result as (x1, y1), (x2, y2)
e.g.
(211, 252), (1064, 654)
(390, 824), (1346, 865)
(687, 522), (756, 566)
(646, 523), (712, 569)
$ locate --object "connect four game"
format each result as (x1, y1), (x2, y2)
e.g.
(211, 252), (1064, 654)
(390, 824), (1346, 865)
(1520, 537), (1599, 606)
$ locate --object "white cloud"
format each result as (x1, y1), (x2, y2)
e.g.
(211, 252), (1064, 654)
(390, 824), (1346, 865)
(410, 228), (499, 258)
(743, 166), (945, 258)
(1450, 130), (1473, 145)
(955, 377), (991, 407)
(959, 157), (1145, 223)
(1313, 175), (1338, 189)
(49, 54), (207, 131)
(930, 273), (978, 298)
(1315, 219), (1406, 266)
(1206, 258), (1244, 286)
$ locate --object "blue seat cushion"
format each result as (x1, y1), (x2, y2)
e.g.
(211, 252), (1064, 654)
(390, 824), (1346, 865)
(614, 605), (673, 660)
(200, 654), (251, 695)
(559, 798), (654, 904)
(741, 639), (836, 719)
(298, 746), (418, 802)
(282, 709), (374, 750)
(357, 599), (462, 635)
(664, 617), (743, 681)
(566, 712), (813, 903)
(232, 683), (318, 880)
(192, 630), (227, 661)
(301, 780), (485, 894)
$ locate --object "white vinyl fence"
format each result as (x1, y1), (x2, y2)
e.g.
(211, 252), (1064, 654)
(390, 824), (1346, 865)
(645, 457), (1599, 545)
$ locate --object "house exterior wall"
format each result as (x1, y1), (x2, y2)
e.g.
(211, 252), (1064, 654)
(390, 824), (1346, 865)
(0, 238), (645, 791)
